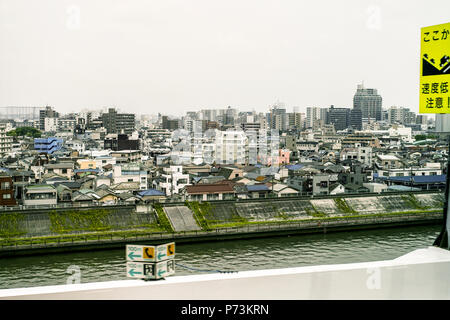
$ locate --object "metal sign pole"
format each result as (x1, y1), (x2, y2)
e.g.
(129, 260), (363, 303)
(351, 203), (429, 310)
(433, 136), (449, 249)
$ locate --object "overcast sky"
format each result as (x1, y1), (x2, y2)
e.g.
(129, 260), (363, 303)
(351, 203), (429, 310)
(1, 0), (449, 117)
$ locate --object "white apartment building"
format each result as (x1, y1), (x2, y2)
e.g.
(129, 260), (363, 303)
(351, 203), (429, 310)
(215, 130), (247, 165)
(157, 165), (190, 196)
(58, 119), (77, 132)
(0, 124), (12, 157)
(377, 163), (442, 178)
(94, 155), (116, 169)
(44, 118), (58, 132)
(113, 164), (148, 190)
(340, 147), (373, 166)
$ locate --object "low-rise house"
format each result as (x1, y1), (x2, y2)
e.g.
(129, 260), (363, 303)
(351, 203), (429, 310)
(376, 154), (403, 169)
(137, 189), (167, 203)
(23, 184), (57, 206)
(74, 168), (101, 179)
(329, 183), (345, 195)
(45, 162), (74, 180)
(42, 173), (69, 185)
(110, 181), (140, 194)
(312, 174), (331, 195)
(71, 190), (99, 205)
(271, 183), (299, 197)
(118, 192), (141, 204)
(193, 175), (226, 185)
(110, 150), (141, 163)
(362, 182), (388, 193)
(216, 167), (244, 180)
(183, 183), (235, 201)
(246, 184), (271, 199)
(344, 183), (369, 193)
(77, 159), (97, 170)
(56, 184), (72, 202)
(95, 189), (119, 204)
(95, 175), (112, 188)
(155, 165), (190, 196)
(113, 164), (147, 190)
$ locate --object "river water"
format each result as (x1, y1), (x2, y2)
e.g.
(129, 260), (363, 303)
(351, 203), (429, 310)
(0, 224), (442, 290)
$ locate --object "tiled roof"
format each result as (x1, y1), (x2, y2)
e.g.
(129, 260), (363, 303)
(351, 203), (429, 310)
(185, 183), (235, 194)
(138, 189), (166, 197)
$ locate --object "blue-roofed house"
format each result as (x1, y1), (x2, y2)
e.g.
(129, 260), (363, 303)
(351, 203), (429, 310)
(137, 189), (167, 202)
(246, 184), (271, 199)
(376, 174), (446, 190)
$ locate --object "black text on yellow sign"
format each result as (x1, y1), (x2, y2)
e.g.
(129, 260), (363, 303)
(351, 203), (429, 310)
(143, 247), (154, 259)
(420, 22), (450, 113)
(167, 243), (175, 256)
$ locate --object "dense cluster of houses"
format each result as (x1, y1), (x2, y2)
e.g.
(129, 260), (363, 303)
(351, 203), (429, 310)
(0, 143), (446, 208)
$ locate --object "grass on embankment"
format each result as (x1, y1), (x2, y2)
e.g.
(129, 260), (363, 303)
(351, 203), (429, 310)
(0, 225), (166, 247)
(204, 209), (443, 229)
(0, 207), (442, 247)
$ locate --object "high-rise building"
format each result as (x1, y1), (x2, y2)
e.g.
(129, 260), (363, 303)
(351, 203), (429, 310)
(102, 108), (135, 134)
(39, 106), (59, 131)
(268, 105), (287, 131)
(387, 106), (417, 125)
(287, 112), (302, 130)
(435, 114), (450, 137)
(328, 106), (350, 131)
(0, 124), (12, 157)
(350, 108), (363, 130)
(416, 114), (428, 125)
(353, 84), (382, 121)
(161, 116), (180, 131)
(306, 107), (320, 128)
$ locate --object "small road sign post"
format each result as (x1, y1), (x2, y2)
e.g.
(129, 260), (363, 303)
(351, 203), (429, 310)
(126, 242), (176, 279)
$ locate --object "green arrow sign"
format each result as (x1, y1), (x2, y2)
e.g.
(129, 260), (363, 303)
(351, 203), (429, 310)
(158, 269), (166, 277)
(157, 252), (166, 260)
(128, 269), (142, 277)
(128, 252), (141, 260)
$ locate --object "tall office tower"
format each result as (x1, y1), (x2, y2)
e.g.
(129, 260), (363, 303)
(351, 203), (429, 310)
(101, 108), (135, 134)
(39, 106), (59, 131)
(416, 114), (428, 125)
(387, 106), (416, 125)
(224, 106), (237, 126)
(268, 105), (287, 131)
(161, 116), (180, 131)
(288, 112), (302, 130)
(353, 83), (382, 121)
(306, 107), (320, 128)
(435, 114), (450, 137)
(328, 105), (350, 131)
(350, 108), (363, 130)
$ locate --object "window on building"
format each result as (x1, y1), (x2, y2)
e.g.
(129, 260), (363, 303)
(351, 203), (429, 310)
(3, 193), (11, 199)
(1, 182), (10, 190)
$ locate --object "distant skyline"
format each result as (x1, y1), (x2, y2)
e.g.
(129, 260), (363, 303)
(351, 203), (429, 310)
(1, 1), (449, 117)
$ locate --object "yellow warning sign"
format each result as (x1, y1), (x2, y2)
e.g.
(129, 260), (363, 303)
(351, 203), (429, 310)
(167, 243), (175, 256)
(143, 247), (154, 259)
(420, 22), (450, 113)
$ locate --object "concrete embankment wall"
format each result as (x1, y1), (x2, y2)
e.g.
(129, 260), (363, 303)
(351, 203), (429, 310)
(0, 205), (157, 238)
(0, 191), (445, 257)
(202, 192), (445, 223)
